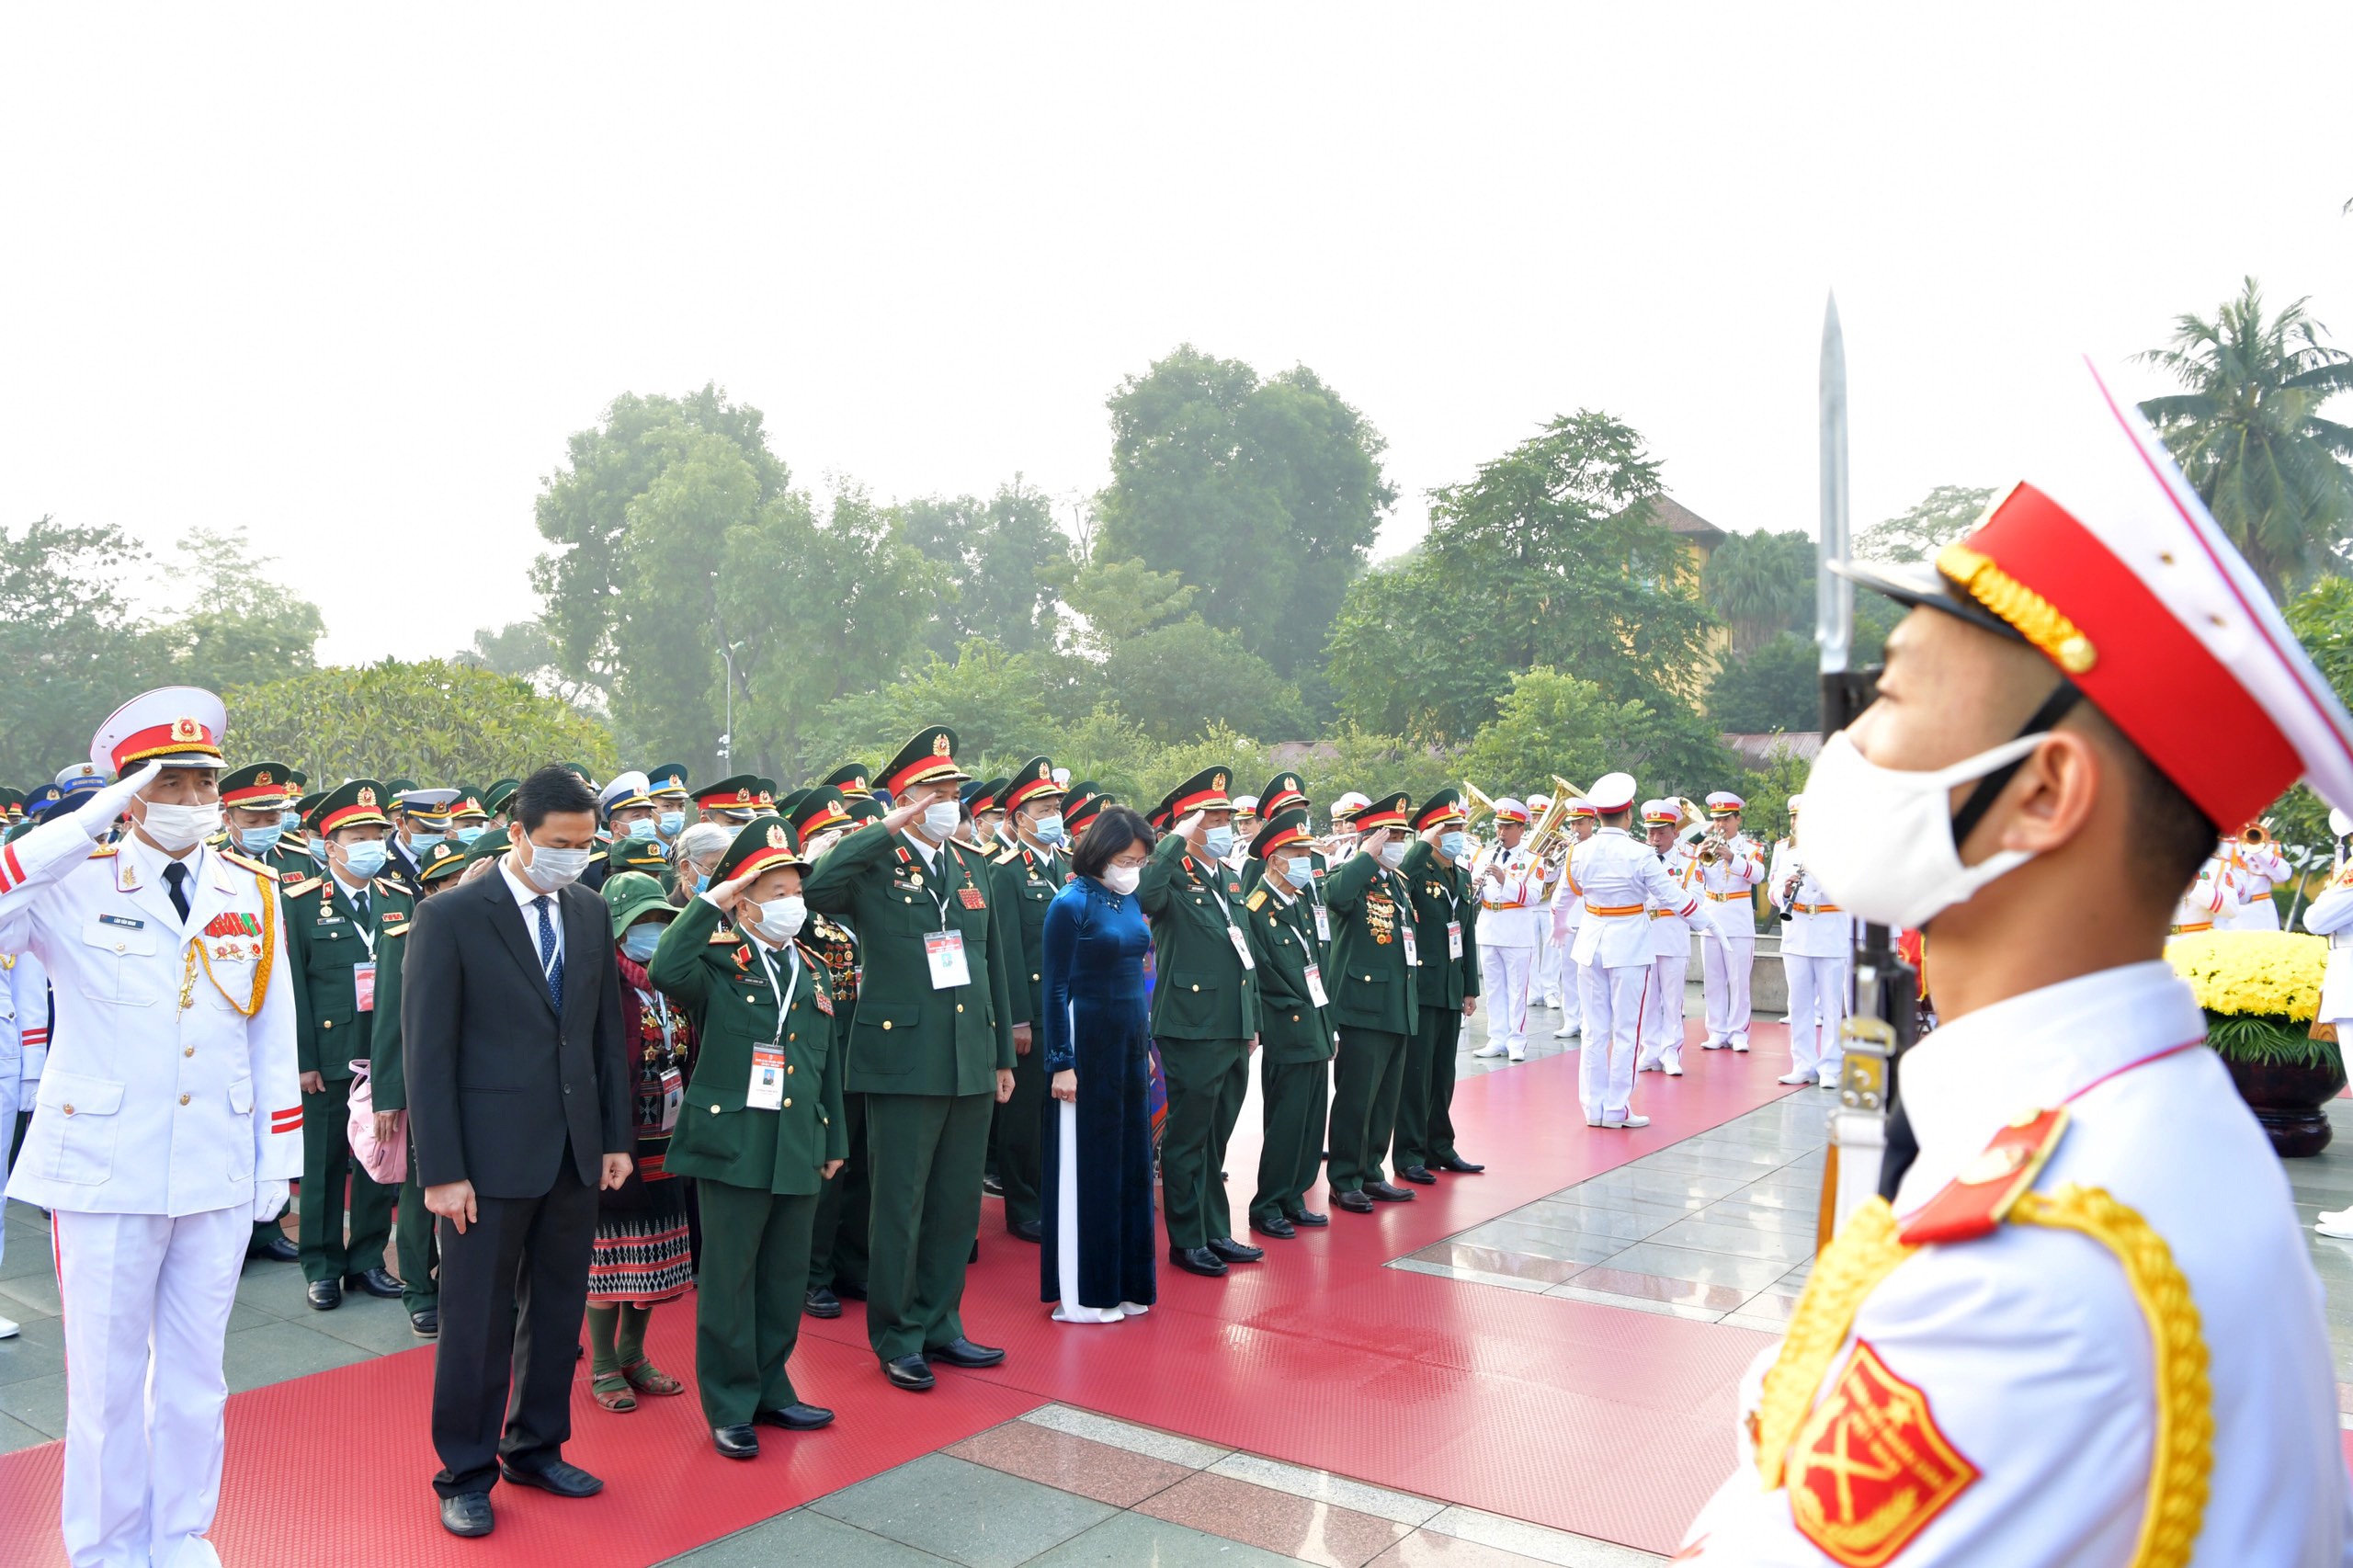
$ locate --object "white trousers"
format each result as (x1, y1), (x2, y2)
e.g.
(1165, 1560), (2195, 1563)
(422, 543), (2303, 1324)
(1480, 944), (1535, 1054)
(1639, 952), (1688, 1068)
(1578, 962), (1650, 1120)
(1701, 932), (1756, 1045)
(1783, 953), (1850, 1080)
(54, 1204), (245, 1568)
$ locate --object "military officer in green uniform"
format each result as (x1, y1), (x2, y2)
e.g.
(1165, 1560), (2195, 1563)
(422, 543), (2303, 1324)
(1392, 791), (1482, 1187)
(696, 775), (769, 827)
(597, 771), (669, 888)
(1242, 809), (1336, 1238)
(216, 763), (308, 1259)
(1241, 773), (1332, 931)
(801, 727), (1014, 1392)
(652, 815), (846, 1458)
(792, 788), (871, 1319)
(365, 837), (472, 1336)
(445, 786), (492, 849)
(985, 757), (1068, 1243)
(282, 780), (406, 1309)
(822, 762), (873, 802)
(1138, 767), (1263, 1278)
(1323, 791), (1421, 1213)
(481, 778), (519, 831)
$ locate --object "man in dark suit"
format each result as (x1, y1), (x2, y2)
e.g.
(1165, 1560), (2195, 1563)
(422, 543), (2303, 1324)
(404, 766), (632, 1540)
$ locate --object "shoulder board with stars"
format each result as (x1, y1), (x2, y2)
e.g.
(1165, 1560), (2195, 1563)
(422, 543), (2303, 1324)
(282, 874), (323, 898)
(1245, 888), (1267, 913)
(380, 911), (411, 937)
(373, 876), (407, 897)
(87, 841), (119, 859)
(994, 845), (1021, 865)
(708, 922), (741, 945)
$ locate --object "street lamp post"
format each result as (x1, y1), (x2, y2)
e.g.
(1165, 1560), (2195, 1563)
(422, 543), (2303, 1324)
(719, 640), (745, 767)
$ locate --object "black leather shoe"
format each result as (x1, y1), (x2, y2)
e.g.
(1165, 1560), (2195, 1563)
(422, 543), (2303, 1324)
(804, 1288), (842, 1320)
(410, 1308), (439, 1338)
(756, 1403), (835, 1430)
(1436, 1154), (1486, 1174)
(1249, 1215), (1298, 1240)
(883, 1355), (936, 1392)
(1333, 1190), (1375, 1213)
(835, 1279), (868, 1301)
(712, 1424), (759, 1460)
(1399, 1165), (1438, 1186)
(1007, 1218), (1042, 1243)
(1288, 1209), (1330, 1227)
(247, 1234), (299, 1264)
(982, 1172), (1005, 1197)
(346, 1267), (403, 1298)
(1169, 1245), (1228, 1277)
(305, 1279), (343, 1311)
(926, 1336), (1006, 1368)
(1206, 1236), (1264, 1263)
(439, 1492), (494, 1538)
(498, 1459), (603, 1497)
(1365, 1180), (1415, 1202)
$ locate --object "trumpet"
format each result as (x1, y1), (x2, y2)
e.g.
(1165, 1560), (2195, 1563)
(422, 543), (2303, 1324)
(2241, 820), (2272, 847)
(1696, 817), (1733, 864)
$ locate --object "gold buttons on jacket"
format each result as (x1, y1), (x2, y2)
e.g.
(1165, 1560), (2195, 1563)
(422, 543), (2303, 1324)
(62, 1104), (74, 1116)
(179, 1094), (191, 1106)
(1190, 983), (1199, 993)
(786, 1065), (794, 1074)
(956, 1003), (965, 1013)
(881, 1020), (892, 1030)
(782, 1098), (792, 1108)
(710, 1104), (722, 1115)
(322, 1019), (333, 1030)
(184, 1047), (195, 1058)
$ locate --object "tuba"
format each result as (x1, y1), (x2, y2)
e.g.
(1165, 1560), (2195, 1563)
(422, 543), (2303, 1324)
(1523, 777), (1585, 867)
(1463, 781), (1498, 834)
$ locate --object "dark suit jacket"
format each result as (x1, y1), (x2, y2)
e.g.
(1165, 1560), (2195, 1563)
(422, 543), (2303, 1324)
(401, 868), (630, 1199)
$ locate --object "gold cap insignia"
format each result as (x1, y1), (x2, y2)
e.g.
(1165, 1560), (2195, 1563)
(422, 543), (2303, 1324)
(1212, 772), (1226, 792)
(173, 717), (201, 741)
(767, 824), (789, 848)
(357, 786), (377, 807)
(734, 788), (750, 803)
(256, 769), (273, 786)
(932, 733), (952, 756)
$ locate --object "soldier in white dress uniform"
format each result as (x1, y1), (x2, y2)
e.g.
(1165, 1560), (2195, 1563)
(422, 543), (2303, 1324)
(1677, 365), (2353, 1563)
(1470, 798), (1553, 1062)
(1564, 774), (1696, 1129)
(2219, 829), (2290, 930)
(2168, 850), (2241, 935)
(0, 688), (301, 1568)
(1695, 791), (1767, 1051)
(1770, 797), (1850, 1088)
(1638, 801), (1700, 1076)
(1546, 800), (1596, 1036)
(2304, 812), (2353, 1241)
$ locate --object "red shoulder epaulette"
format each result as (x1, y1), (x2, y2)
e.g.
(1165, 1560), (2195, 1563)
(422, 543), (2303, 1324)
(1896, 1107), (2069, 1247)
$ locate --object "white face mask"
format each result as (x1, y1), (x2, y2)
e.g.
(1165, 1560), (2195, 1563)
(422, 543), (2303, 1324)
(1102, 863), (1142, 896)
(919, 801), (961, 842)
(141, 800), (222, 852)
(753, 894), (807, 943)
(519, 840), (595, 892)
(1379, 840), (1407, 869)
(1797, 729), (2047, 928)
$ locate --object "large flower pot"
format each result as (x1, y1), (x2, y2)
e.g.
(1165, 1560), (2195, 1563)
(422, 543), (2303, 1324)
(2224, 1056), (2348, 1158)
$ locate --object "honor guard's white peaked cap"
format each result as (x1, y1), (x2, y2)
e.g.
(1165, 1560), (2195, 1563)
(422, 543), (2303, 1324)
(1640, 799), (1680, 827)
(598, 770), (653, 814)
(1492, 797), (1530, 825)
(1329, 790), (1371, 822)
(1836, 358), (2353, 825)
(92, 686), (227, 776)
(1706, 791), (1746, 814)
(1586, 772), (1638, 814)
(2332, 808), (2353, 839)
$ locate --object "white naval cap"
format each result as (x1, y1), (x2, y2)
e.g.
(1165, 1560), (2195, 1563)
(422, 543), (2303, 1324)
(1586, 772), (1638, 814)
(92, 686), (227, 777)
(598, 770), (654, 813)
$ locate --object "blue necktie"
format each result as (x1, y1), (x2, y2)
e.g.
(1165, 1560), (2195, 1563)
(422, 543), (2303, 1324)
(533, 895), (564, 1009)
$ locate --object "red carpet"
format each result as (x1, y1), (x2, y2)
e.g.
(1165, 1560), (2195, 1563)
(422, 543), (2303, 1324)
(0, 1019), (1802, 1565)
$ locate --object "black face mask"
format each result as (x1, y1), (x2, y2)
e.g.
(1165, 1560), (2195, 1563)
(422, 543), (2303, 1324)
(1946, 679), (2082, 850)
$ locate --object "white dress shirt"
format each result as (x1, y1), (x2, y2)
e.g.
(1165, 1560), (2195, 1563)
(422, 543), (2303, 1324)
(500, 855), (565, 978)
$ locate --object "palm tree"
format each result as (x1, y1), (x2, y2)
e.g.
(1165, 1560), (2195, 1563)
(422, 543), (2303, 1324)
(2137, 278), (2353, 598)
(1701, 529), (1813, 656)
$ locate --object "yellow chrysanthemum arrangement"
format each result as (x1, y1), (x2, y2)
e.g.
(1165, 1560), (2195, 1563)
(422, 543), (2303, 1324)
(2164, 929), (2338, 1065)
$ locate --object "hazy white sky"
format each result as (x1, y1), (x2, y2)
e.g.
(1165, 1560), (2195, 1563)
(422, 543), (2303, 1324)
(5, 6), (2347, 664)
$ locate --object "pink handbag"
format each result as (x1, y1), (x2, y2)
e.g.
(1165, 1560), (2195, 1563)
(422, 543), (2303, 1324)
(345, 1059), (408, 1186)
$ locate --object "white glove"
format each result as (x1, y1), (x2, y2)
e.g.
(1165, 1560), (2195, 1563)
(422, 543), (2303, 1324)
(1176, 811), (1205, 836)
(75, 761), (162, 839)
(251, 1177), (290, 1222)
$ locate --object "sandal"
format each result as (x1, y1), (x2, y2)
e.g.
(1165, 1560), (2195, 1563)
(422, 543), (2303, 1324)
(620, 1357), (685, 1397)
(591, 1371), (637, 1413)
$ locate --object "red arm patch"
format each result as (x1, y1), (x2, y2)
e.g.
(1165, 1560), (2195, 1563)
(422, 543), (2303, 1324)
(1788, 1340), (1978, 1566)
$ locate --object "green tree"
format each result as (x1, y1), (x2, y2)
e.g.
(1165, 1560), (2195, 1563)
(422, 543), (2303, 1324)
(2267, 576), (2353, 864)
(1097, 347), (1394, 678)
(1854, 485), (1996, 562)
(224, 659), (619, 784)
(1702, 529), (1814, 655)
(1063, 555), (1196, 652)
(1706, 631), (1820, 733)
(0, 516), (150, 786)
(2137, 278), (2353, 598)
(1293, 723), (1464, 815)
(1461, 667), (1736, 802)
(1328, 412), (1715, 744)
(1099, 619), (1309, 746)
(808, 640), (1063, 773)
(1131, 725), (1277, 811)
(900, 478), (1074, 658)
(142, 528), (326, 694)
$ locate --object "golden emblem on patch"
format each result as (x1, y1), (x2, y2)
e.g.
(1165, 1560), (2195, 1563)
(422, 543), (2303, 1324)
(173, 717), (201, 741)
(357, 786), (377, 807)
(933, 733), (952, 756)
(767, 824), (789, 848)
(256, 769), (273, 786)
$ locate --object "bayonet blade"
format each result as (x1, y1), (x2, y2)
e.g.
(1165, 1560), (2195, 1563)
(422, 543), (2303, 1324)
(1818, 294), (1853, 676)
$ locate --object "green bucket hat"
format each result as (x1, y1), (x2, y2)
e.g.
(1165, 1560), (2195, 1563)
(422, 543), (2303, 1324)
(602, 870), (673, 940)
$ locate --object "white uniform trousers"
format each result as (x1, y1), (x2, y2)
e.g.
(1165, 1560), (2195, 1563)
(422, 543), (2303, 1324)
(1639, 951), (1688, 1070)
(1479, 944), (1534, 1056)
(1578, 961), (1650, 1120)
(54, 1205), (246, 1568)
(1700, 931), (1756, 1047)
(1782, 951), (1849, 1081)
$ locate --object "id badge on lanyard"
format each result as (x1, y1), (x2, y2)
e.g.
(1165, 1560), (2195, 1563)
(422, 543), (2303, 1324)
(1447, 920), (1463, 961)
(1303, 961), (1329, 1008)
(353, 960), (378, 1013)
(1400, 925), (1421, 968)
(745, 944), (797, 1110)
(926, 929), (972, 988)
(1313, 903), (1331, 944)
(1226, 924), (1256, 971)
(657, 1067), (685, 1130)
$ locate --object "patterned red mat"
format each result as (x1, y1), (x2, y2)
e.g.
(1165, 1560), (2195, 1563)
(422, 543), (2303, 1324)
(0, 1020), (1802, 1565)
